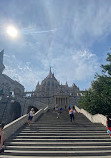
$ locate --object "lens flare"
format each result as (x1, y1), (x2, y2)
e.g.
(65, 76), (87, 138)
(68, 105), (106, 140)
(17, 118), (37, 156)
(6, 25), (18, 38)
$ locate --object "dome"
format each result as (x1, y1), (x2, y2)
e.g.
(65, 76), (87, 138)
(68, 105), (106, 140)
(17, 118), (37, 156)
(41, 68), (59, 88)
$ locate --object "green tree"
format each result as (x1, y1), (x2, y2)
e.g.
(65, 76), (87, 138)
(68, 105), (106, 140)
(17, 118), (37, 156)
(78, 52), (111, 115)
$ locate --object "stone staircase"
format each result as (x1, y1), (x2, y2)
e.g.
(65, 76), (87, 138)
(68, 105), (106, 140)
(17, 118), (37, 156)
(1, 109), (111, 158)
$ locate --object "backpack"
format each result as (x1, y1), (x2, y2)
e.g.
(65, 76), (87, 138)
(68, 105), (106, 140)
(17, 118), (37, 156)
(69, 109), (73, 114)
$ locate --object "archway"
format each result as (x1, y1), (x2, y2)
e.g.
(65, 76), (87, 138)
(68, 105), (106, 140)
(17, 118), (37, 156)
(27, 106), (38, 114)
(10, 101), (21, 121)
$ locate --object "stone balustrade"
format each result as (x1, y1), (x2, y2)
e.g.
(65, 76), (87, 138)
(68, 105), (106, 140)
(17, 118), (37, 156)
(75, 106), (106, 127)
(3, 106), (49, 140)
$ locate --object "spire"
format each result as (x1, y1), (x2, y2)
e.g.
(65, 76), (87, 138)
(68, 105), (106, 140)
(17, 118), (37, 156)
(49, 66), (52, 75)
(37, 81), (39, 86)
(36, 81), (40, 91)
(48, 66), (53, 78)
(65, 81), (68, 86)
(0, 49), (5, 74)
(0, 49), (4, 63)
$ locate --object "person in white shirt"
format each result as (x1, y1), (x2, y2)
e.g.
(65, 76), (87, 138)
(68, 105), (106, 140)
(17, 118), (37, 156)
(28, 108), (35, 126)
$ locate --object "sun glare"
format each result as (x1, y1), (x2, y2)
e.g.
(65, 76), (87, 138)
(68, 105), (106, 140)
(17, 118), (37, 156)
(6, 25), (18, 38)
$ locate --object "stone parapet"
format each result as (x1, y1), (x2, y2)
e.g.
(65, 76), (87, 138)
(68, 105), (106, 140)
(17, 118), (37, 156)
(3, 106), (49, 140)
(75, 106), (106, 127)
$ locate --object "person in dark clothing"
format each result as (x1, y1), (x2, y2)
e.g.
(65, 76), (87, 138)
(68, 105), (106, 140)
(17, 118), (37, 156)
(57, 107), (63, 119)
(68, 106), (71, 110)
(69, 108), (75, 122)
(106, 115), (111, 137)
(59, 107), (63, 114)
(72, 105), (75, 109)
(65, 105), (67, 110)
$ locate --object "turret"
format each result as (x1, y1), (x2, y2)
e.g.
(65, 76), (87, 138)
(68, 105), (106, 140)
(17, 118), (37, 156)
(37, 81), (39, 86)
(72, 83), (76, 88)
(65, 81), (68, 86)
(36, 81), (40, 90)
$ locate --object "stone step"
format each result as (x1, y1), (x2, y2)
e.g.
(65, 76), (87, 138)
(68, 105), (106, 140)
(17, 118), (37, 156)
(32, 121), (103, 124)
(14, 135), (109, 139)
(23, 127), (106, 133)
(35, 121), (94, 124)
(1, 156), (111, 158)
(3, 111), (109, 157)
(24, 128), (106, 131)
(20, 130), (107, 133)
(18, 132), (108, 136)
(9, 138), (111, 142)
(6, 145), (111, 151)
(4, 149), (111, 156)
(32, 121), (94, 123)
(6, 141), (111, 146)
(31, 123), (104, 127)
(25, 126), (106, 129)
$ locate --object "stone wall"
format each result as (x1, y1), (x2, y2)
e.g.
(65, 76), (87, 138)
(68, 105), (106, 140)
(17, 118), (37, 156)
(75, 106), (106, 127)
(3, 106), (49, 140)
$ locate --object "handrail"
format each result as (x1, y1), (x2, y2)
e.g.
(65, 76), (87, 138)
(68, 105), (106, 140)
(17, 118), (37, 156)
(44, 106), (48, 111)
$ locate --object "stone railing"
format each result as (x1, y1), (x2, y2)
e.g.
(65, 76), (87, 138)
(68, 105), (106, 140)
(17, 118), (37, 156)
(3, 106), (49, 140)
(75, 106), (106, 127)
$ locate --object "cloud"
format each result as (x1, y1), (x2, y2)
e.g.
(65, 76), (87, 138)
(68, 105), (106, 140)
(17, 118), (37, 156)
(21, 27), (58, 35)
(47, 49), (99, 84)
(0, 0), (111, 91)
(3, 54), (40, 91)
(3, 49), (99, 91)
(72, 50), (98, 80)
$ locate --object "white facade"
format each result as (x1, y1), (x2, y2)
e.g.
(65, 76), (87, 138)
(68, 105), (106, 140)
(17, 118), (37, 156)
(34, 68), (80, 107)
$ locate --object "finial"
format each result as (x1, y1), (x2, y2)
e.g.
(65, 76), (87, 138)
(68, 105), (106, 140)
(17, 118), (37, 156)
(66, 81), (68, 86)
(49, 66), (53, 77)
(50, 66), (52, 73)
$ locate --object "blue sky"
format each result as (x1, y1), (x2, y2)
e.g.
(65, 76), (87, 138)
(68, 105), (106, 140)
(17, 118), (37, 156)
(0, 0), (111, 91)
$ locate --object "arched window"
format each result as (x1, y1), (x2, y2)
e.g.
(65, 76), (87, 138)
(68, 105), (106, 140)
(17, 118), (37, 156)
(47, 81), (50, 86)
(52, 81), (54, 86)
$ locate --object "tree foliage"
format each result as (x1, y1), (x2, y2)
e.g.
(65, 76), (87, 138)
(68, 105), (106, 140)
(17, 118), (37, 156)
(78, 52), (111, 115)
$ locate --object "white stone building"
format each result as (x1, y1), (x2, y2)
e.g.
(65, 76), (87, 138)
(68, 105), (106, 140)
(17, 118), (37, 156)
(32, 68), (80, 108)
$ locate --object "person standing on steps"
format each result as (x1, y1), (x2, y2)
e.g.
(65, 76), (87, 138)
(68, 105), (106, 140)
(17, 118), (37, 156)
(68, 105), (71, 110)
(65, 105), (67, 110)
(55, 105), (58, 111)
(28, 108), (35, 126)
(0, 123), (5, 153)
(73, 105), (75, 110)
(106, 115), (111, 137)
(72, 105), (77, 113)
(54, 105), (59, 118)
(69, 108), (75, 122)
(57, 107), (63, 118)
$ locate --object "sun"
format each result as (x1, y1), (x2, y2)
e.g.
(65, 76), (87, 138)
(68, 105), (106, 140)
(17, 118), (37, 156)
(6, 25), (18, 38)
